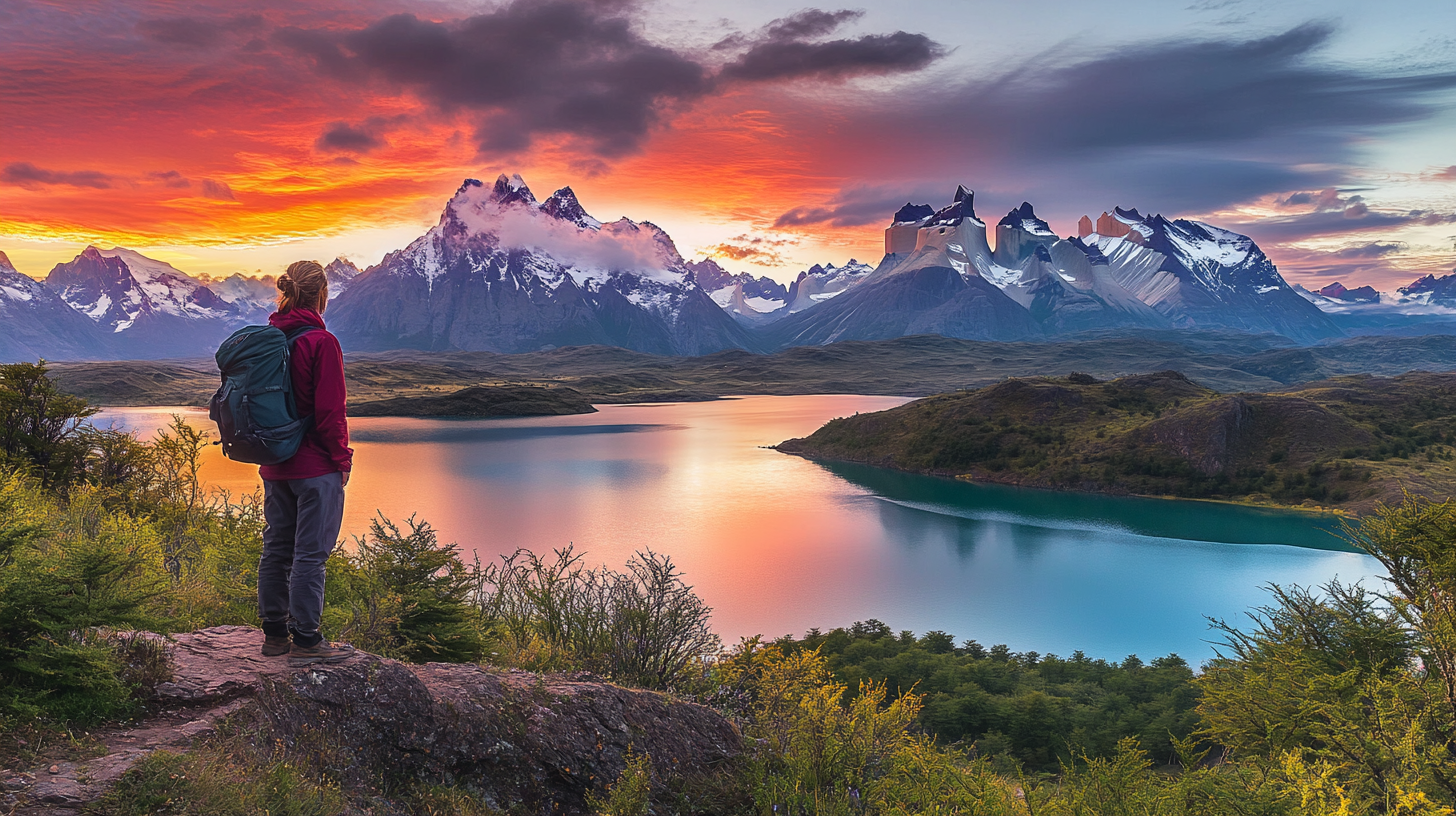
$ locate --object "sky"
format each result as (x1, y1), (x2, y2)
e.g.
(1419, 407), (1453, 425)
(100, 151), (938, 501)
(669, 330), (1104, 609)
(1, 0), (1454, 290)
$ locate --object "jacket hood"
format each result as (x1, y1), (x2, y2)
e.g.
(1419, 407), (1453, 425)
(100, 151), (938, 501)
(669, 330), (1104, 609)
(268, 308), (326, 332)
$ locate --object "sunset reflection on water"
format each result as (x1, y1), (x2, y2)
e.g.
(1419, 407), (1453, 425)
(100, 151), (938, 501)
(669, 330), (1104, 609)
(96, 396), (1375, 661)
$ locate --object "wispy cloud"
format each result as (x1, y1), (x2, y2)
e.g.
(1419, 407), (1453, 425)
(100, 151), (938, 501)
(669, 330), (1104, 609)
(2, 162), (113, 189)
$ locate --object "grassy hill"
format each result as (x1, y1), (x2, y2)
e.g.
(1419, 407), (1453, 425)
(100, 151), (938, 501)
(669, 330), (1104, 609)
(45, 332), (1456, 407)
(777, 371), (1456, 512)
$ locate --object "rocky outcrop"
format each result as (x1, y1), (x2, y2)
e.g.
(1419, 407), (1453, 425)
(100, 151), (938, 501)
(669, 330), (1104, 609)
(7, 626), (741, 815)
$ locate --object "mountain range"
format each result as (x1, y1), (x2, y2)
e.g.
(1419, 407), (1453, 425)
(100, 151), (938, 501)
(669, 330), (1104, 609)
(2, 173), (1444, 362)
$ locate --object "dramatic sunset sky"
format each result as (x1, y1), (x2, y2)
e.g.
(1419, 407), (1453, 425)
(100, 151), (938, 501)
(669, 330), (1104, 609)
(2, 0), (1454, 289)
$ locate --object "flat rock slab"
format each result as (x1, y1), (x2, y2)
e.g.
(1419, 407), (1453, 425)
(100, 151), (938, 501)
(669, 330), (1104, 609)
(10, 626), (741, 815)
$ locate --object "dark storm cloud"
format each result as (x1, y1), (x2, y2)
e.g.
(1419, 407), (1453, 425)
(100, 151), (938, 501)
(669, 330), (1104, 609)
(722, 31), (944, 82)
(763, 10), (864, 41)
(278, 0), (943, 157)
(136, 14), (264, 47)
(938, 24), (1456, 155)
(784, 23), (1456, 226)
(316, 122), (384, 154)
(1, 162), (112, 189)
(715, 7), (944, 82)
(279, 2), (713, 157)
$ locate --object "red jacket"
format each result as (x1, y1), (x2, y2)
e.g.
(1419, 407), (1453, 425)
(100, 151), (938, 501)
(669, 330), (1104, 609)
(258, 308), (353, 481)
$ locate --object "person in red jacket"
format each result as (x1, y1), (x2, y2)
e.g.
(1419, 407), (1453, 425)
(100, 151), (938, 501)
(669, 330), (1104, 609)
(257, 260), (356, 667)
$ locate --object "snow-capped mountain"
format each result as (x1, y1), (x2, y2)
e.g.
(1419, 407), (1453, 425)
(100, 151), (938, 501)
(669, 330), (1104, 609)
(687, 258), (791, 324)
(324, 258), (361, 297)
(988, 203), (1168, 332)
(1291, 275), (1456, 337)
(1074, 209), (1341, 342)
(785, 261), (874, 313)
(0, 251), (111, 362)
(686, 257), (874, 325)
(328, 174), (756, 355)
(765, 188), (1042, 347)
(769, 187), (1340, 347)
(1398, 273), (1456, 306)
(43, 246), (247, 357)
(201, 272), (276, 313)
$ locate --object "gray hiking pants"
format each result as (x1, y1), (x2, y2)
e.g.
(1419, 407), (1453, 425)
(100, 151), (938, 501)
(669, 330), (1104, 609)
(259, 473), (344, 647)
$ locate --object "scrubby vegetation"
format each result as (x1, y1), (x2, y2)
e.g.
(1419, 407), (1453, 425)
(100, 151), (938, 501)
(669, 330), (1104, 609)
(10, 358), (1456, 814)
(771, 621), (1201, 773)
(779, 370), (1456, 509)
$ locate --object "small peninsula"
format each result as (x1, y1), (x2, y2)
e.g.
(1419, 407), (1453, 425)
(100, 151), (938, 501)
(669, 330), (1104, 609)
(777, 371), (1456, 512)
(348, 384), (597, 418)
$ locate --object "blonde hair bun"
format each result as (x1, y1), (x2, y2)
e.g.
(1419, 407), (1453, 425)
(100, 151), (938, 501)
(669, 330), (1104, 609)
(277, 260), (328, 313)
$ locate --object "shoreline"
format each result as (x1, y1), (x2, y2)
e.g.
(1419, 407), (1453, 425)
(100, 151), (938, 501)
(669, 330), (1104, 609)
(776, 447), (1360, 518)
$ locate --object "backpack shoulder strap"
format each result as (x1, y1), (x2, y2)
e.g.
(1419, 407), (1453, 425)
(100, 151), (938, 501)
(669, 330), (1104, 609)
(283, 325), (319, 346)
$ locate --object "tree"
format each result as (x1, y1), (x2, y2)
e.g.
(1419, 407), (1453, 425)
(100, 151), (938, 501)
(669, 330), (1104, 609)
(0, 362), (96, 490)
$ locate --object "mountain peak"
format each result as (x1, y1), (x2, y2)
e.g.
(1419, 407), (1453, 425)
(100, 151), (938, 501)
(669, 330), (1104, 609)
(492, 172), (537, 206)
(0, 250), (13, 273)
(892, 202), (934, 225)
(927, 185), (979, 226)
(998, 202), (1053, 236)
(542, 186), (602, 229)
(1399, 274), (1441, 295)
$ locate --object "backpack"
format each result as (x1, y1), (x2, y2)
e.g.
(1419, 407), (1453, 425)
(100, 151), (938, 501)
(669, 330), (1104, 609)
(209, 324), (318, 465)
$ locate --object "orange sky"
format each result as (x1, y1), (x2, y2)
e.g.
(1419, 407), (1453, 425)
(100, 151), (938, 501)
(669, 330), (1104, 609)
(2, 0), (1453, 288)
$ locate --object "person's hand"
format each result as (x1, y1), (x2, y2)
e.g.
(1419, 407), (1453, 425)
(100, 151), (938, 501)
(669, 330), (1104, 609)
(341, 471), (351, 488)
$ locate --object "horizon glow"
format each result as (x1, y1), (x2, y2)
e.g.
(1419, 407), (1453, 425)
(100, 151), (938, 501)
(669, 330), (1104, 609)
(1, 0), (1453, 291)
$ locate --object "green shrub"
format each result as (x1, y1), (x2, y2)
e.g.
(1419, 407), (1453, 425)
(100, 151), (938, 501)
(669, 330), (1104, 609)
(588, 748), (652, 816)
(0, 472), (164, 723)
(475, 546), (720, 688)
(331, 514), (486, 663)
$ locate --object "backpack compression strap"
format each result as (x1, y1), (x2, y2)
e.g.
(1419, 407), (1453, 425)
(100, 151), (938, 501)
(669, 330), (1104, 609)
(281, 325), (322, 436)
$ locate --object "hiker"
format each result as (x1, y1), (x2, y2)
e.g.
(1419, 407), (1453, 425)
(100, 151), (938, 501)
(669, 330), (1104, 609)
(255, 260), (356, 667)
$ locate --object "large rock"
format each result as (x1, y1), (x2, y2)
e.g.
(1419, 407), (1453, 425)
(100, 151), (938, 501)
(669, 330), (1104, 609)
(9, 626), (741, 815)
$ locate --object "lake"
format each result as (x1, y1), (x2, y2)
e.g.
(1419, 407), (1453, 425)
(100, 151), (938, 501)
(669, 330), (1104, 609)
(95, 395), (1381, 663)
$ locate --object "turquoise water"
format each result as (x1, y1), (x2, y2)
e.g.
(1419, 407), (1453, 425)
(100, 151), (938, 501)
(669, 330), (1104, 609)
(97, 395), (1380, 664)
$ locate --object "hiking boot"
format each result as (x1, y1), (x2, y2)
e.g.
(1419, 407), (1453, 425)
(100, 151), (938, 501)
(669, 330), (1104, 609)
(287, 641), (356, 667)
(262, 635), (291, 657)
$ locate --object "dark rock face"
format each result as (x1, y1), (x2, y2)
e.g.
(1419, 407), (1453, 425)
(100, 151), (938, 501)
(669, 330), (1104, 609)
(767, 264), (1041, 348)
(10, 626), (741, 816)
(892, 202), (934, 224)
(349, 385), (597, 417)
(329, 176), (757, 355)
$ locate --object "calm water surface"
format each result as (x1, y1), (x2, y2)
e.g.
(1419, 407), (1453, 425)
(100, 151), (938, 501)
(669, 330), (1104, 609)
(97, 396), (1380, 663)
